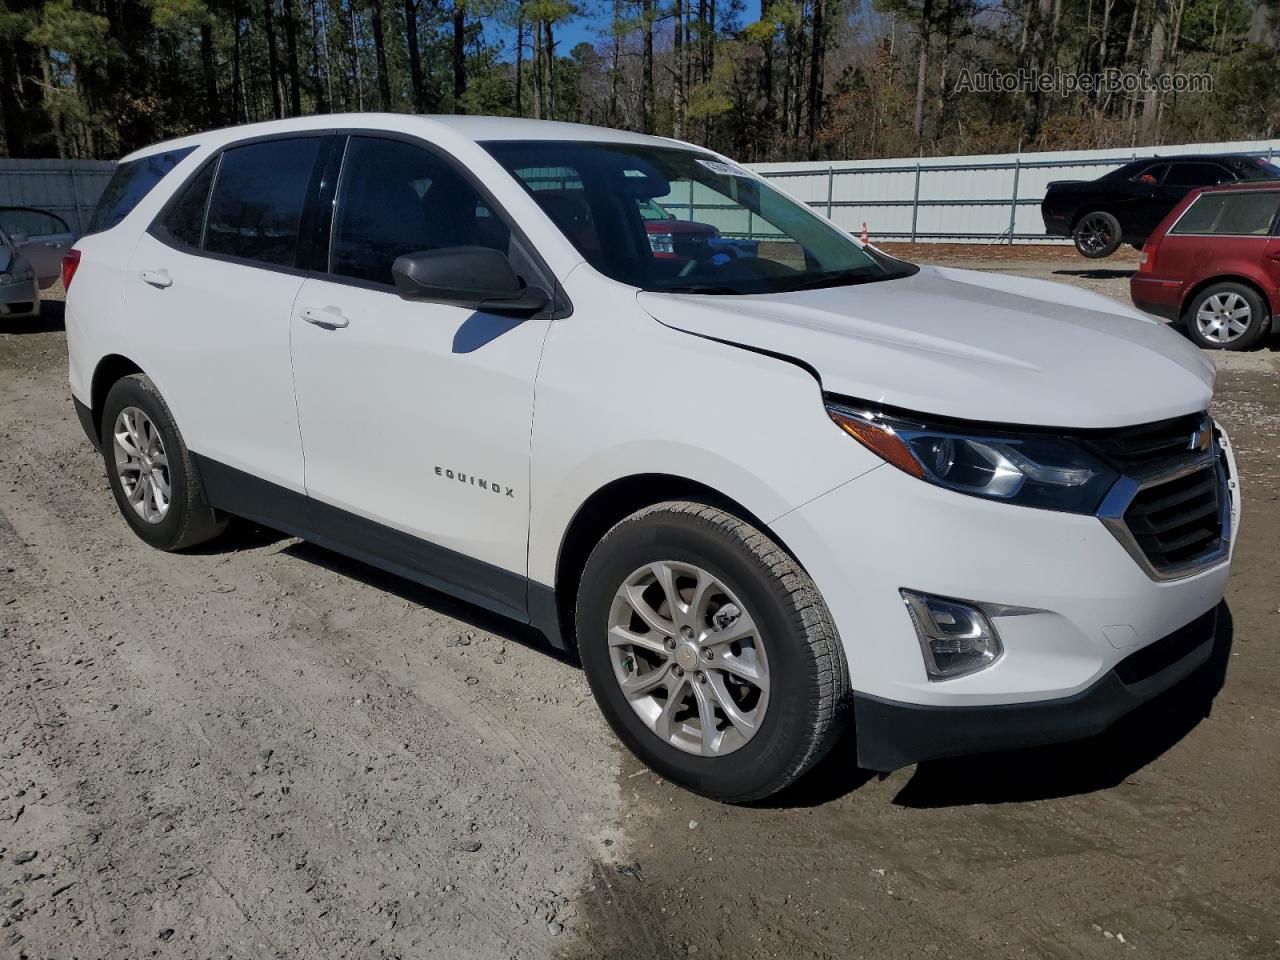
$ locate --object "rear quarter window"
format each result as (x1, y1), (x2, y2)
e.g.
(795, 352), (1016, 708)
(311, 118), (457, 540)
(86, 146), (196, 236)
(1172, 192), (1280, 236)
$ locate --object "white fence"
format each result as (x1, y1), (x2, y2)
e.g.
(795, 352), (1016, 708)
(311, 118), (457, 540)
(4, 137), (1280, 243)
(746, 138), (1280, 243)
(0, 159), (116, 234)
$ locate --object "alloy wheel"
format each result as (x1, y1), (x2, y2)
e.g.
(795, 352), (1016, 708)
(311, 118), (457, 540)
(1076, 214), (1113, 255)
(1195, 292), (1252, 345)
(607, 561), (770, 756)
(113, 406), (171, 524)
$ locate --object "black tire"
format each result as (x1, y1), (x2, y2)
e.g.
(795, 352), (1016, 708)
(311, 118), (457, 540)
(1073, 210), (1123, 258)
(575, 501), (849, 803)
(1182, 282), (1270, 351)
(100, 373), (227, 550)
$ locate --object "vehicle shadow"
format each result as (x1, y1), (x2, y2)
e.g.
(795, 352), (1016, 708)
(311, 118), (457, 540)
(1052, 268), (1136, 279)
(891, 601), (1234, 808)
(761, 602), (1233, 810)
(279, 537), (574, 664)
(0, 297), (64, 334)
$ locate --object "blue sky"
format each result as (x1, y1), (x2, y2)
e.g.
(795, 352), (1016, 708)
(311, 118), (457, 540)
(553, 0), (764, 52)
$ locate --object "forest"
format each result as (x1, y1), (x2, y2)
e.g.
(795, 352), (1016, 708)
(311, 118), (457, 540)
(1, 0), (1277, 162)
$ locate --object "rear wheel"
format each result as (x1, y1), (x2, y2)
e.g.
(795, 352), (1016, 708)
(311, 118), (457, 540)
(575, 501), (849, 803)
(1073, 211), (1122, 258)
(101, 374), (227, 550)
(1183, 282), (1269, 351)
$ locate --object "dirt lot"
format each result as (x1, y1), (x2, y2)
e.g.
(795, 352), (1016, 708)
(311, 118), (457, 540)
(2, 253), (1278, 960)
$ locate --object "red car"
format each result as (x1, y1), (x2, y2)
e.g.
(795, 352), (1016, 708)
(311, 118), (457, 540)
(1131, 180), (1280, 350)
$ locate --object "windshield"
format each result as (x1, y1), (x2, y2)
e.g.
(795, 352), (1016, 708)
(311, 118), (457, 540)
(483, 140), (914, 295)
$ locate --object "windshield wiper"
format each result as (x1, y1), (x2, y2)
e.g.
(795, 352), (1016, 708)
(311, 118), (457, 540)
(785, 269), (887, 292)
(646, 284), (744, 295)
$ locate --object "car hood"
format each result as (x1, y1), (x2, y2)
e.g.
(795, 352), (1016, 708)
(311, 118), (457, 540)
(637, 265), (1215, 429)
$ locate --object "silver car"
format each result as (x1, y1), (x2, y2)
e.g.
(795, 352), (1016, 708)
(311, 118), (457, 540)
(0, 228), (40, 319)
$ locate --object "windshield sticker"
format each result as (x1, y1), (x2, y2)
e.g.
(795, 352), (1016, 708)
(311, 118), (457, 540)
(696, 158), (751, 178)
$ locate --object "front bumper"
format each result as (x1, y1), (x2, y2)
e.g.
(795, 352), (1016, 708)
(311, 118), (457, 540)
(854, 606), (1218, 770)
(772, 422), (1237, 767)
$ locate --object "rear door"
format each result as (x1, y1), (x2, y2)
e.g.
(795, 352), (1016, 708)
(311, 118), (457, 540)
(126, 135), (325, 492)
(288, 134), (554, 615)
(0, 207), (76, 288)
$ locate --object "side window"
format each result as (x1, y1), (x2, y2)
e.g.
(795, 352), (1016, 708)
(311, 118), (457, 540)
(86, 146), (196, 235)
(0, 208), (69, 238)
(205, 137), (321, 268)
(329, 136), (511, 285)
(1133, 163), (1167, 184)
(157, 160), (217, 249)
(1172, 192), (1280, 236)
(1167, 163), (1230, 187)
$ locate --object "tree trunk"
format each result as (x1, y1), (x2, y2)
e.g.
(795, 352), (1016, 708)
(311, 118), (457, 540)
(1139, 0), (1166, 140)
(673, 0), (684, 138)
(514, 13), (524, 115)
(642, 0), (654, 134)
(404, 0), (426, 111)
(370, 0), (391, 108)
(232, 0), (246, 120)
(201, 20), (220, 126)
(912, 0), (932, 142)
(805, 0), (825, 159)
(263, 0), (284, 118)
(544, 19), (556, 119)
(310, 0), (330, 112)
(453, 3), (466, 112)
(283, 0), (302, 114)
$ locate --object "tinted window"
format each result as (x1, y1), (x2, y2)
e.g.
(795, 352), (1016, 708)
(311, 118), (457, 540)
(330, 136), (511, 285)
(1132, 163), (1168, 184)
(87, 147), (195, 235)
(158, 160), (217, 248)
(1172, 192), (1280, 236)
(205, 137), (321, 267)
(1166, 163), (1231, 187)
(0, 208), (70, 238)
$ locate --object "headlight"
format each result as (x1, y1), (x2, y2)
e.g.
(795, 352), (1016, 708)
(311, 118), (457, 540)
(827, 401), (1118, 514)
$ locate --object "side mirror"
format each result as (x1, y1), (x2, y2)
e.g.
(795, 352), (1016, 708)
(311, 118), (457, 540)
(391, 246), (549, 315)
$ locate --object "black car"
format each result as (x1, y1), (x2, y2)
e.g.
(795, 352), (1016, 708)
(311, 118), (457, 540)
(1041, 154), (1280, 258)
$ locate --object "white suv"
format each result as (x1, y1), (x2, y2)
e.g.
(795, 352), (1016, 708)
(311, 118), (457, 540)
(65, 115), (1238, 801)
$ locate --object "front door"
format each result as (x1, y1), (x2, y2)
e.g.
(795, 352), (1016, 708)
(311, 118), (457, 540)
(289, 134), (553, 618)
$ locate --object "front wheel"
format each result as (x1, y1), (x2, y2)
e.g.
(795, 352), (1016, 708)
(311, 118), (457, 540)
(1073, 211), (1122, 258)
(1184, 282), (1270, 351)
(576, 502), (849, 803)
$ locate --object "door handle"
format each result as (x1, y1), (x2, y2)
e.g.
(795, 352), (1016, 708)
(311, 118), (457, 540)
(139, 268), (173, 289)
(43, 240), (63, 248)
(300, 306), (350, 329)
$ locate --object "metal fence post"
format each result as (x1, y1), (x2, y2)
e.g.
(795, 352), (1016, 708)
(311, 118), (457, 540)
(1007, 158), (1021, 245)
(826, 166), (834, 220)
(67, 166), (83, 233)
(687, 178), (695, 221)
(910, 163), (921, 243)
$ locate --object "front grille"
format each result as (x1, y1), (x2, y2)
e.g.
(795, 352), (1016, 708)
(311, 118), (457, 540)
(1087, 412), (1207, 472)
(1115, 608), (1217, 685)
(1086, 412), (1230, 579)
(1123, 464), (1223, 568)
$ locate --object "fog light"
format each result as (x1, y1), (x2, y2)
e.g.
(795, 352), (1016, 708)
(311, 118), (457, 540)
(900, 589), (1003, 681)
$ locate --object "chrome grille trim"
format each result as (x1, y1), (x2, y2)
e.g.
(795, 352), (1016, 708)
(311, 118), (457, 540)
(1095, 417), (1232, 582)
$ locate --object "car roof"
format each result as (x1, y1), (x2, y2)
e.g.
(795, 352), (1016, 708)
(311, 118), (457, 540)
(119, 113), (699, 163)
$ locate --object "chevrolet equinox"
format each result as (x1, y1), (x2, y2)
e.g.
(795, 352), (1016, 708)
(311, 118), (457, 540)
(64, 115), (1239, 801)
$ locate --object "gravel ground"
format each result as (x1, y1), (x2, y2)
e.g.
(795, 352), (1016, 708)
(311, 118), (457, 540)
(1, 255), (1277, 960)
